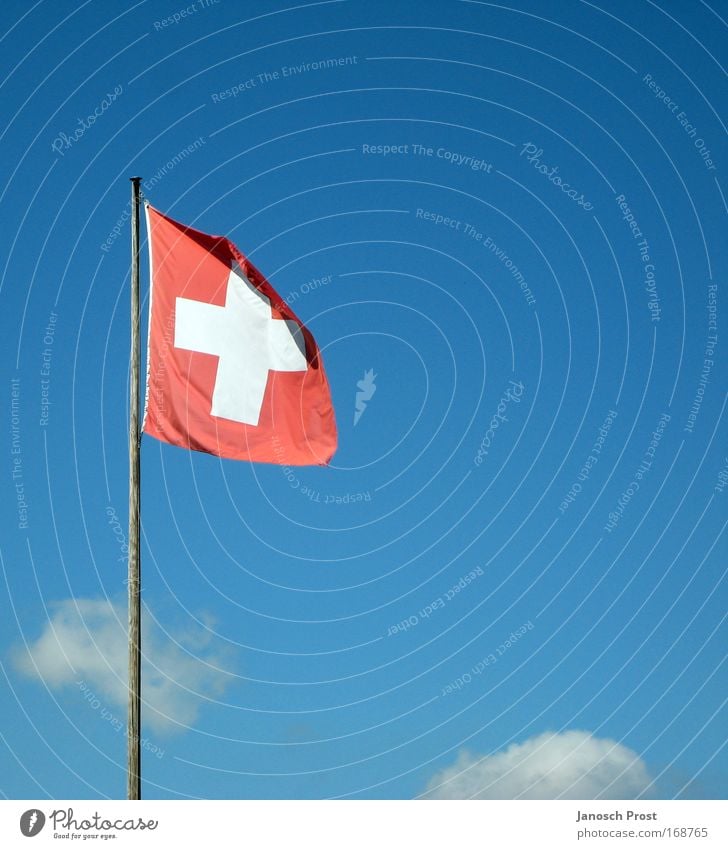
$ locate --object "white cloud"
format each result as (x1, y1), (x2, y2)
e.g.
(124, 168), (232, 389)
(423, 730), (655, 799)
(13, 598), (235, 732)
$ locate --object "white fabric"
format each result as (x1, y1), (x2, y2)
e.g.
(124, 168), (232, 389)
(175, 263), (306, 425)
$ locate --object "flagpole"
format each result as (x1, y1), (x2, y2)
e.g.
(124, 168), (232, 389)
(127, 176), (142, 801)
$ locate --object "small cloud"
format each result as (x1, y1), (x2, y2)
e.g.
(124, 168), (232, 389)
(12, 598), (234, 733)
(423, 730), (655, 799)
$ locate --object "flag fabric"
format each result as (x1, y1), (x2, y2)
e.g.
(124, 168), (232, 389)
(142, 204), (337, 465)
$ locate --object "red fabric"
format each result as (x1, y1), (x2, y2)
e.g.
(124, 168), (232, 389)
(142, 204), (337, 465)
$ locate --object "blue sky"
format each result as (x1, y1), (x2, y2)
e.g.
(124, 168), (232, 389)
(1, 0), (726, 800)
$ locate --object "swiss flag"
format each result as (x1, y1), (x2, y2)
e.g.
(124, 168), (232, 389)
(142, 204), (337, 465)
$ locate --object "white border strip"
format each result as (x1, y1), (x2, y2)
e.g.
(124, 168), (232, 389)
(140, 199), (154, 433)
(4, 800), (727, 847)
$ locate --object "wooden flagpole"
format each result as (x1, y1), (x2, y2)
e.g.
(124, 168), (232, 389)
(127, 176), (142, 800)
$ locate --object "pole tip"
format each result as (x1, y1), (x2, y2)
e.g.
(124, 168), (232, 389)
(129, 176), (142, 183)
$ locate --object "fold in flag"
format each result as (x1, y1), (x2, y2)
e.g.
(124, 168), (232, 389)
(142, 204), (337, 465)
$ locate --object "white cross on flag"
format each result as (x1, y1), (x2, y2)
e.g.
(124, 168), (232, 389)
(142, 204), (337, 465)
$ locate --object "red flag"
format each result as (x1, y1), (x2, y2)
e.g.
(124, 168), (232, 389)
(142, 204), (337, 465)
